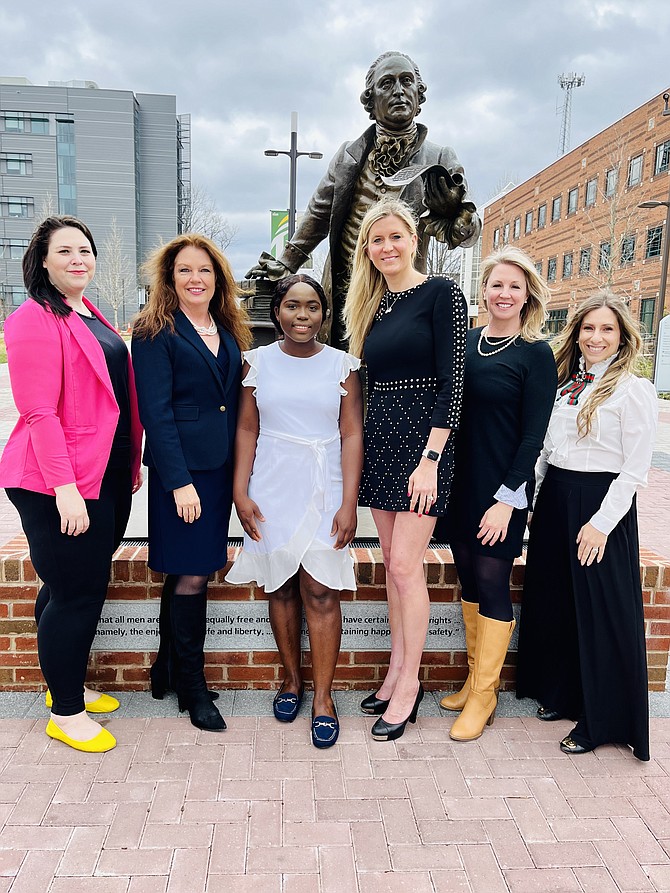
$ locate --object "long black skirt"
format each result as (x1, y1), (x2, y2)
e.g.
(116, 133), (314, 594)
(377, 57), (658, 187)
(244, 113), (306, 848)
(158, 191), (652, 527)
(516, 466), (649, 761)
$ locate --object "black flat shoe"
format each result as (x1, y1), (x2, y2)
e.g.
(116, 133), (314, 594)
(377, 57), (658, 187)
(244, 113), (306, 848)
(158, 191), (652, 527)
(311, 714), (339, 748)
(537, 705), (563, 722)
(273, 685), (304, 723)
(360, 692), (390, 715)
(560, 735), (593, 755)
(371, 684), (424, 742)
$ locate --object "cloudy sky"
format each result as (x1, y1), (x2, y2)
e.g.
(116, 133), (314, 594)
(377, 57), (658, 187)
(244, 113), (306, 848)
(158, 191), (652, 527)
(2, 0), (669, 277)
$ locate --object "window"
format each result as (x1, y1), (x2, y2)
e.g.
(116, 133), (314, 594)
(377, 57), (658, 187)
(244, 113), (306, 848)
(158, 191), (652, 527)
(599, 241), (611, 271)
(546, 308), (568, 337)
(5, 286), (27, 307)
(0, 239), (29, 259)
(535, 260), (542, 275)
(620, 234), (636, 266)
(0, 153), (32, 176)
(605, 168), (618, 198)
(585, 177), (597, 207)
(562, 252), (573, 278)
(2, 114), (25, 132)
(551, 196), (561, 222)
(1, 113), (49, 134)
(655, 140), (670, 175)
(525, 210), (533, 234)
(0, 196), (34, 219)
(640, 298), (655, 335)
(29, 116), (49, 134)
(537, 204), (547, 229)
(547, 257), (557, 282)
(646, 225), (663, 258)
(567, 187), (578, 215)
(503, 222), (510, 244)
(493, 228), (500, 249)
(513, 216), (521, 240)
(579, 247), (592, 276)
(627, 154), (643, 187)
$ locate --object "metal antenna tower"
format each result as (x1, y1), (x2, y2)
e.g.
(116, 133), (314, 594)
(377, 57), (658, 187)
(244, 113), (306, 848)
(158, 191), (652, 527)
(557, 73), (586, 156)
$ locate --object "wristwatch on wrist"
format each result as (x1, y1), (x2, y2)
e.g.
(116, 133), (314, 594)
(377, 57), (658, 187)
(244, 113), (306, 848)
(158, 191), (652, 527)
(421, 448), (441, 462)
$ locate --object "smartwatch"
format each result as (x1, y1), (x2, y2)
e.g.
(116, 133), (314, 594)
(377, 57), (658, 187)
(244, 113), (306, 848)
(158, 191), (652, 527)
(421, 449), (441, 462)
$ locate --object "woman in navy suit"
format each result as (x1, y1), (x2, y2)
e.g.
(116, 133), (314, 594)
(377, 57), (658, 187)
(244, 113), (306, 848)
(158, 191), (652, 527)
(132, 234), (251, 731)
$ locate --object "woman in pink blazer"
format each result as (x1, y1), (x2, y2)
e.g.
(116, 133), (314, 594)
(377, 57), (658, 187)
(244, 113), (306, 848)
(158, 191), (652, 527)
(0, 216), (142, 753)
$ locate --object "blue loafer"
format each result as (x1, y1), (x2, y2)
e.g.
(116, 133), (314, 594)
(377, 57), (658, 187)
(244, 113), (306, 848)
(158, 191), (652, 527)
(272, 685), (304, 723)
(311, 714), (339, 748)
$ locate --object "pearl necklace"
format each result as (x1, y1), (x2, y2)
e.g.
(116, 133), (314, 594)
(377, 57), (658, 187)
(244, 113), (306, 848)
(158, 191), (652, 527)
(477, 327), (520, 357)
(183, 311), (217, 336)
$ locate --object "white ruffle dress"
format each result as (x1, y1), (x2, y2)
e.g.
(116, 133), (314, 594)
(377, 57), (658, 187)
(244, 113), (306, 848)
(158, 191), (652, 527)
(225, 342), (361, 593)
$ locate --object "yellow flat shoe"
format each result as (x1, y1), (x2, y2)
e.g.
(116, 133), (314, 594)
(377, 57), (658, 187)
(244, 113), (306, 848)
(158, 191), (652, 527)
(45, 718), (116, 753)
(45, 690), (120, 713)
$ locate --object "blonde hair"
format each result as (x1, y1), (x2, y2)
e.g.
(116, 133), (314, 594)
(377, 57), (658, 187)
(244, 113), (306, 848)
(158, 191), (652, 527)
(480, 246), (549, 343)
(553, 290), (643, 437)
(343, 199), (419, 357)
(133, 233), (252, 350)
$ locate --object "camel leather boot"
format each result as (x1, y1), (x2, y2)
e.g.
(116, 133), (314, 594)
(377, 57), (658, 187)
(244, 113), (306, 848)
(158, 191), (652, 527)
(440, 599), (478, 711)
(449, 614), (515, 742)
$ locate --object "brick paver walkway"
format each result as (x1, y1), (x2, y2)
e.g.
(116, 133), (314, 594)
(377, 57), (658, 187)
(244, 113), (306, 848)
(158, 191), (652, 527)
(0, 703), (668, 892)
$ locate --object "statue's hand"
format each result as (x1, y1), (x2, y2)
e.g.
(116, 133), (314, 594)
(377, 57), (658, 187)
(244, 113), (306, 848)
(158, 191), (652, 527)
(422, 171), (466, 218)
(245, 251), (292, 281)
(451, 206), (477, 244)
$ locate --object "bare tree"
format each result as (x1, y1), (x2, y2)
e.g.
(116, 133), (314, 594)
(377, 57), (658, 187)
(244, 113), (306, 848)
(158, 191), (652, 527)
(583, 129), (645, 298)
(96, 217), (132, 330)
(426, 240), (463, 285)
(35, 192), (56, 224)
(182, 184), (238, 252)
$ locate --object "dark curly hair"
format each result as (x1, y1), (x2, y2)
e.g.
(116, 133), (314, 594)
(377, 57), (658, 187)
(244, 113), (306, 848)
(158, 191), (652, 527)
(360, 51), (427, 120)
(270, 274), (328, 335)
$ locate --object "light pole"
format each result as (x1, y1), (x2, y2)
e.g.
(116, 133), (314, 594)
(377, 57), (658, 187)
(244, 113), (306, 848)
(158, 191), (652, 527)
(265, 112), (322, 240)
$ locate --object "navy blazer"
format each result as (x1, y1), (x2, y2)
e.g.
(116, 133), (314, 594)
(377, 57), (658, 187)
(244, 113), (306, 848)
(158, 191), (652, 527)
(131, 311), (242, 492)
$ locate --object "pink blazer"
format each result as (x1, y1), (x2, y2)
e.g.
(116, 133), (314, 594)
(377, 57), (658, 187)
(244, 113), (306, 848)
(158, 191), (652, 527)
(0, 297), (142, 498)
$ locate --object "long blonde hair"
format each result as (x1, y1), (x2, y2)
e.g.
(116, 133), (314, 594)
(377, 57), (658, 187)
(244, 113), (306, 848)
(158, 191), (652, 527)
(553, 290), (643, 437)
(480, 246), (549, 343)
(133, 233), (252, 350)
(343, 199), (419, 357)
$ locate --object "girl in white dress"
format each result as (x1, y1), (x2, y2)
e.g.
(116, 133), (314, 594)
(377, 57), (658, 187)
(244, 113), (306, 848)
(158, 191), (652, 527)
(226, 275), (363, 747)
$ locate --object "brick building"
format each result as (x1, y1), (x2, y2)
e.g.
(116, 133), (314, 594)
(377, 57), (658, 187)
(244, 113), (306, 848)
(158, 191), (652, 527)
(481, 88), (670, 340)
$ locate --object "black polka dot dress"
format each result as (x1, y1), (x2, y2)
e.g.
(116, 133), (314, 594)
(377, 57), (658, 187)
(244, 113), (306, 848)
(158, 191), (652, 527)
(359, 276), (466, 516)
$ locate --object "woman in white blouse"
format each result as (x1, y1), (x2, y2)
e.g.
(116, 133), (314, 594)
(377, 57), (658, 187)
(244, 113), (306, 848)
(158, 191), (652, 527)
(516, 291), (658, 760)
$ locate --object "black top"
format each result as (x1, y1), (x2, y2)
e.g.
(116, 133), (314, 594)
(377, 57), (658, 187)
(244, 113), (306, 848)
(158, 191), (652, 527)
(359, 276), (467, 515)
(439, 327), (557, 557)
(77, 312), (131, 469)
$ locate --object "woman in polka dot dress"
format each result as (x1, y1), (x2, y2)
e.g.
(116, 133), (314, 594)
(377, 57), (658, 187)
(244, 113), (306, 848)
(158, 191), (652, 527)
(343, 199), (467, 741)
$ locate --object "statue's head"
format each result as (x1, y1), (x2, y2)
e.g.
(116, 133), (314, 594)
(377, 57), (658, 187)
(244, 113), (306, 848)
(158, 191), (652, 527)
(360, 51), (426, 130)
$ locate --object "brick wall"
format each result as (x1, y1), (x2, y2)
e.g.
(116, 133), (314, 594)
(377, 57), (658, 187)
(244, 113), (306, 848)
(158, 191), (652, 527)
(0, 535), (668, 692)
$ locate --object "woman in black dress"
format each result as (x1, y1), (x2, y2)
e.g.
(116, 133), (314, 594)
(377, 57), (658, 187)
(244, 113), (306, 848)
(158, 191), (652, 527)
(343, 199), (467, 741)
(438, 246), (556, 742)
(517, 292), (657, 760)
(132, 234), (251, 731)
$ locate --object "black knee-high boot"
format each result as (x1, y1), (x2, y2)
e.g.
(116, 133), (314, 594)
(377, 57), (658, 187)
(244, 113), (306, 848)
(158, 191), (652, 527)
(150, 576), (177, 699)
(170, 585), (226, 732)
(151, 576), (218, 702)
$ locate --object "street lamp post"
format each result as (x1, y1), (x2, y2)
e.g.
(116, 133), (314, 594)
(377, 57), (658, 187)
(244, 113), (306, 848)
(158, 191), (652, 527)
(265, 112), (322, 240)
(638, 93), (670, 382)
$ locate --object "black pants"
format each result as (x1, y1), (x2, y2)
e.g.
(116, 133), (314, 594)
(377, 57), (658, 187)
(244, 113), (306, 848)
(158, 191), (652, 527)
(7, 467), (132, 715)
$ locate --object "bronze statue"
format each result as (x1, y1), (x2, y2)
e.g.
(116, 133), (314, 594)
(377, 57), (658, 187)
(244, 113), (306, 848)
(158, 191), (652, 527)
(247, 51), (481, 348)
